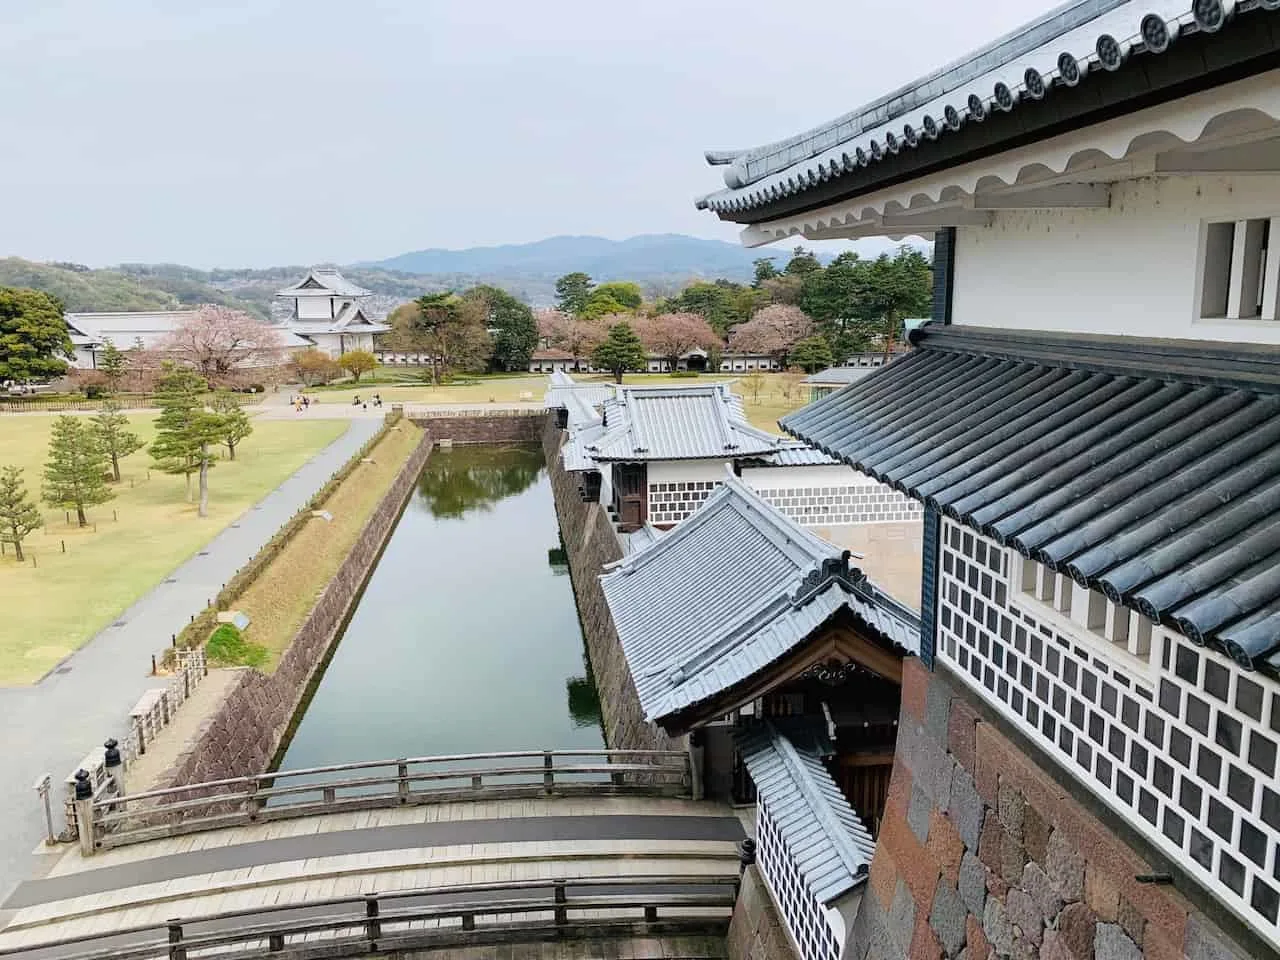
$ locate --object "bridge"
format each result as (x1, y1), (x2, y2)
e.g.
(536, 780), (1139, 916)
(0, 750), (746, 959)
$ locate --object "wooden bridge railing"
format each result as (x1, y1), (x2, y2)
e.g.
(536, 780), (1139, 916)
(0, 874), (738, 960)
(81, 749), (691, 851)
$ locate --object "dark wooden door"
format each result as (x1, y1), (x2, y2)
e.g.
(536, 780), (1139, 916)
(614, 464), (647, 531)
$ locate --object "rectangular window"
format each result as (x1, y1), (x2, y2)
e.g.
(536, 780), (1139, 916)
(1200, 218), (1279, 321)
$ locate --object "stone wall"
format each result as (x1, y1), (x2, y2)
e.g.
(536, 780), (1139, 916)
(726, 865), (799, 960)
(848, 658), (1259, 960)
(541, 416), (680, 754)
(411, 411), (544, 445)
(158, 431), (435, 787)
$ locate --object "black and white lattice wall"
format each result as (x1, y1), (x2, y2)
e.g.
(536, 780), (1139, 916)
(757, 797), (843, 960)
(934, 519), (1280, 949)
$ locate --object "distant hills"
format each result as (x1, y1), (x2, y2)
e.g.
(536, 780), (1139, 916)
(0, 234), (829, 316)
(367, 234), (776, 287)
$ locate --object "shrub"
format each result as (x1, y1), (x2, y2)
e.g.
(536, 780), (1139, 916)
(206, 622), (268, 668)
(84, 384), (105, 399)
(670, 370), (700, 378)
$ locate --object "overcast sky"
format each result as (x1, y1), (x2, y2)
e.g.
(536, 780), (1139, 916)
(0, 0), (1062, 268)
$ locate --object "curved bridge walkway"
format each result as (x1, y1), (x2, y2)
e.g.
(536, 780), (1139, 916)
(0, 752), (745, 958)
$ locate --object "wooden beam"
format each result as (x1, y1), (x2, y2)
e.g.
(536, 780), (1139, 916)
(658, 617), (905, 734)
(836, 751), (897, 768)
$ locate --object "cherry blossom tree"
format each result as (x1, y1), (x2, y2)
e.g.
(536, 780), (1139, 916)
(538, 309), (607, 361)
(633, 312), (718, 373)
(727, 304), (814, 366)
(160, 305), (286, 382)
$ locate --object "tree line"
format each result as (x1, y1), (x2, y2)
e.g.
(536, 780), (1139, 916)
(535, 245), (932, 381)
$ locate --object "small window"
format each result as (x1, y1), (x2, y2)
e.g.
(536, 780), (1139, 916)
(1200, 217), (1277, 320)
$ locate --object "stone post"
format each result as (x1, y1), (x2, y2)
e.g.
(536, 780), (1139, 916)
(104, 737), (125, 800)
(72, 769), (96, 857)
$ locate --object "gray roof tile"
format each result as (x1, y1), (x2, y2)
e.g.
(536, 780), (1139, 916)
(783, 324), (1280, 675)
(600, 475), (920, 724)
(586, 383), (783, 462)
(737, 722), (875, 904)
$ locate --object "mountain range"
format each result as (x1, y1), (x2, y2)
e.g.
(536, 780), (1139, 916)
(365, 234), (778, 284)
(0, 234), (867, 316)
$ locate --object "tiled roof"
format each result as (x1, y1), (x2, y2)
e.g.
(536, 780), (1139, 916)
(544, 371), (616, 412)
(623, 524), (666, 556)
(803, 366), (880, 386)
(755, 442), (840, 467)
(65, 310), (196, 350)
(585, 383), (784, 462)
(737, 722), (875, 904)
(783, 323), (1280, 675)
(277, 267), (371, 298)
(600, 475), (920, 724)
(698, 1), (1270, 217)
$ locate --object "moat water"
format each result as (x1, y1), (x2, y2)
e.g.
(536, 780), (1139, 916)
(275, 443), (604, 770)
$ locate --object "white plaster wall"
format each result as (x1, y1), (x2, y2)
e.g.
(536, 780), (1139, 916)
(741, 463), (878, 491)
(648, 460), (732, 485)
(953, 174), (1280, 343)
(955, 175), (1280, 342)
(69, 347), (96, 369)
(295, 297), (335, 321)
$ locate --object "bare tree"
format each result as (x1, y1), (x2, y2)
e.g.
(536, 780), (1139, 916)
(632, 313), (718, 372)
(160, 305), (286, 382)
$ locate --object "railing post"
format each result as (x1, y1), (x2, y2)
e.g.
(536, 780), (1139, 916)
(73, 770), (95, 857)
(246, 778), (260, 820)
(167, 921), (186, 960)
(364, 894), (381, 945)
(34, 775), (56, 846)
(104, 737), (125, 804)
(543, 751), (555, 795)
(688, 731), (704, 801)
(397, 762), (409, 803)
(738, 838), (757, 877)
(553, 879), (567, 926)
(323, 785), (336, 805)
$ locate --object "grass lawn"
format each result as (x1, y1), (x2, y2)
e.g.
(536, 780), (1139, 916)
(232, 422), (425, 671)
(0, 415), (347, 684)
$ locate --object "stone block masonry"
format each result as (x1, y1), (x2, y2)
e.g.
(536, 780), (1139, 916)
(411, 411), (545, 444)
(542, 416), (680, 754)
(847, 658), (1264, 960)
(157, 430), (435, 787)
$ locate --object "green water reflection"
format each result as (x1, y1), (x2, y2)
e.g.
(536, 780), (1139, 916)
(277, 444), (604, 770)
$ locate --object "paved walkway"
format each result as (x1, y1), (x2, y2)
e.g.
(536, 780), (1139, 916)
(0, 419), (382, 901)
(0, 797), (743, 952)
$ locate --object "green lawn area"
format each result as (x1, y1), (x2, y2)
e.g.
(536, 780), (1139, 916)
(232, 423), (425, 670)
(301, 368), (812, 434)
(0, 414), (346, 684)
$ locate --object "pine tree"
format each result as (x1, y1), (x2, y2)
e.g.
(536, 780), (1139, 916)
(591, 322), (647, 383)
(42, 416), (112, 527)
(210, 391), (253, 460)
(99, 341), (126, 394)
(150, 366), (206, 502)
(150, 366), (224, 516)
(91, 399), (143, 482)
(0, 465), (41, 562)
